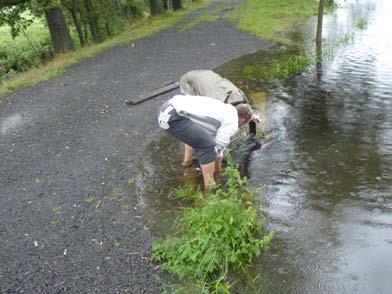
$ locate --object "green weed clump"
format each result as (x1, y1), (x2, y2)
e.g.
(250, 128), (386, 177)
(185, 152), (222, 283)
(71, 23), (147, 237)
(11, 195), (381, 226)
(268, 54), (313, 78)
(243, 52), (313, 80)
(152, 163), (273, 293)
(355, 18), (367, 30)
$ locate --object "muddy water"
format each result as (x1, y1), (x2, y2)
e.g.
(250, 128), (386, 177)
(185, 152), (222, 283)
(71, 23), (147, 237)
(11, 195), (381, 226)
(213, 0), (392, 293)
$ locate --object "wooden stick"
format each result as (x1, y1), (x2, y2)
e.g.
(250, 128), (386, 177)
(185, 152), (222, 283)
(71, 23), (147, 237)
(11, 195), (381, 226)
(126, 81), (179, 105)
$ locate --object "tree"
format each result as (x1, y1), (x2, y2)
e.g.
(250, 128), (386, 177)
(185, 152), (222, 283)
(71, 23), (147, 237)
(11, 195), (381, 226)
(45, 6), (75, 52)
(64, 0), (86, 47)
(83, 0), (100, 42)
(316, 0), (325, 79)
(149, 0), (163, 15)
(316, 0), (325, 61)
(0, 0), (74, 53)
(172, 0), (182, 10)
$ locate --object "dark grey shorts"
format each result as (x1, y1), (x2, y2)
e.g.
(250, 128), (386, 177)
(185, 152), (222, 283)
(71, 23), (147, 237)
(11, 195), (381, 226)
(158, 103), (217, 164)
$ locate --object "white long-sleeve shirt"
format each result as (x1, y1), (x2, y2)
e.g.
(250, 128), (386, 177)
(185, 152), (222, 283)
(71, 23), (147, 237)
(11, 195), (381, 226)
(169, 95), (238, 153)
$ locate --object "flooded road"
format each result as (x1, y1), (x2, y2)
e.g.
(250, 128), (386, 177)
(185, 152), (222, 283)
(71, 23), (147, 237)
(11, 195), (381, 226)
(214, 0), (392, 292)
(138, 0), (391, 292)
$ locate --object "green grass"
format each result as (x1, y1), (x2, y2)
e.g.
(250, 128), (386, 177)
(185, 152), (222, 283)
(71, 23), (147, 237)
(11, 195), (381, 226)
(0, 19), (49, 50)
(230, 0), (319, 45)
(180, 0), (230, 32)
(180, 11), (216, 32)
(152, 160), (273, 293)
(0, 19), (52, 77)
(0, 0), (212, 98)
(355, 18), (367, 29)
(241, 49), (313, 81)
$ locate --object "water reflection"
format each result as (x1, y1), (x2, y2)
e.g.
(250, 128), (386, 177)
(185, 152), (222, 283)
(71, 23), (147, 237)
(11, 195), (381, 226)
(215, 0), (391, 292)
(135, 133), (204, 237)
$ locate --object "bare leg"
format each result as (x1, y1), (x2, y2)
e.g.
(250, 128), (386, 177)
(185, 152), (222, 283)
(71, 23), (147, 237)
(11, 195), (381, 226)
(200, 161), (215, 190)
(182, 144), (195, 167)
(214, 156), (223, 177)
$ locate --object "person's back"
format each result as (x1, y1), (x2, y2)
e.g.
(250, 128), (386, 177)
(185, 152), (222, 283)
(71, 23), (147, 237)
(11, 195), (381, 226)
(179, 70), (248, 105)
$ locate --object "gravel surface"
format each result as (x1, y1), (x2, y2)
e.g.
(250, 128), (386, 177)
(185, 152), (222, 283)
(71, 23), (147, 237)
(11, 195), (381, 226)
(0, 1), (270, 292)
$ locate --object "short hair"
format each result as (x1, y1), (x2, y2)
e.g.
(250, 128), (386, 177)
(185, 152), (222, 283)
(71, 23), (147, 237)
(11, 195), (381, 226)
(235, 103), (253, 121)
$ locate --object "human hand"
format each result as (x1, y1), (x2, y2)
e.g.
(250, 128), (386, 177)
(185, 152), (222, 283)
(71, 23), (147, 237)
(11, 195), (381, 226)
(251, 113), (261, 123)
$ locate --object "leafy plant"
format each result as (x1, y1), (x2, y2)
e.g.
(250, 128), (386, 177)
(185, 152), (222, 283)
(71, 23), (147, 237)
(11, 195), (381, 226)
(242, 51), (313, 80)
(172, 183), (204, 202)
(355, 18), (367, 29)
(152, 161), (273, 293)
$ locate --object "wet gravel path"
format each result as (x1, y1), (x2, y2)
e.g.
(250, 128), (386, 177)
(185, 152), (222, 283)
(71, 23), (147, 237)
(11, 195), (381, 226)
(0, 1), (270, 292)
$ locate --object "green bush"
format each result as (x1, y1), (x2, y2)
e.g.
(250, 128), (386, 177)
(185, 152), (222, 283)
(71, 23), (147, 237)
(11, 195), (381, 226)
(0, 40), (53, 79)
(355, 18), (367, 30)
(0, 22), (53, 79)
(152, 163), (273, 293)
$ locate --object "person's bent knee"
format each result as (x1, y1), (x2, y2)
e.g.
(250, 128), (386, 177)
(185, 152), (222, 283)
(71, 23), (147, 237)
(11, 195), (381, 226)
(197, 148), (217, 165)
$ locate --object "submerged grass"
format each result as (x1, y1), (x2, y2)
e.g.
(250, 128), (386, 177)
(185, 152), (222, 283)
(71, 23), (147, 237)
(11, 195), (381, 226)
(230, 0), (319, 45)
(355, 18), (367, 29)
(243, 52), (313, 80)
(0, 0), (211, 98)
(152, 160), (273, 293)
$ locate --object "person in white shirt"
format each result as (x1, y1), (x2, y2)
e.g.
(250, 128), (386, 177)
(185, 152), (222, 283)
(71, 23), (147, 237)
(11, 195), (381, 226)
(158, 94), (253, 189)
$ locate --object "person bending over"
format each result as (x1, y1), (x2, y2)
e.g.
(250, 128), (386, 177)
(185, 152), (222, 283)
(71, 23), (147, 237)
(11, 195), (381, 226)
(179, 70), (261, 166)
(158, 94), (253, 190)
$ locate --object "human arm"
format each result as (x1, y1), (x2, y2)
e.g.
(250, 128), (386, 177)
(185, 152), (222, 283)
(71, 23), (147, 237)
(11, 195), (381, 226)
(215, 120), (238, 157)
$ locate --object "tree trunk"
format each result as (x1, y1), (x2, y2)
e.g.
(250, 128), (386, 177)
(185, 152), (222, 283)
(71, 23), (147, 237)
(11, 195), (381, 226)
(44, 7), (74, 54)
(83, 22), (89, 44)
(149, 0), (163, 15)
(70, 0), (85, 47)
(105, 22), (112, 36)
(112, 0), (121, 15)
(316, 0), (325, 80)
(163, 0), (169, 10)
(172, 0), (182, 10)
(84, 0), (100, 42)
(316, 0), (325, 61)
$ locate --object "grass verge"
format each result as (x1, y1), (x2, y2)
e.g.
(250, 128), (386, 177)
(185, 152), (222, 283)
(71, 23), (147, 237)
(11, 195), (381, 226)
(0, 0), (211, 98)
(180, 11), (216, 32)
(180, 0), (230, 32)
(229, 0), (319, 45)
(152, 160), (273, 293)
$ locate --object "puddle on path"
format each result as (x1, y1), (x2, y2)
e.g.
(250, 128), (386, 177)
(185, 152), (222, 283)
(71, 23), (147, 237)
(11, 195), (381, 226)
(1, 113), (24, 135)
(135, 130), (262, 238)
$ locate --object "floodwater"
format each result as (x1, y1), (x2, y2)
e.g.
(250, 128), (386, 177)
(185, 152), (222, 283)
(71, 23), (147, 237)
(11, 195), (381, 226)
(215, 0), (392, 293)
(139, 0), (392, 292)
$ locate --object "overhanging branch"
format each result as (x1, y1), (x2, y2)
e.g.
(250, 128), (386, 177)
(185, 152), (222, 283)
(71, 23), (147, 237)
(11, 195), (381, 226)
(0, 0), (30, 6)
